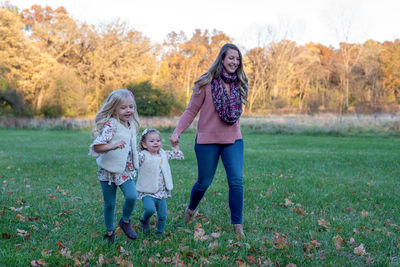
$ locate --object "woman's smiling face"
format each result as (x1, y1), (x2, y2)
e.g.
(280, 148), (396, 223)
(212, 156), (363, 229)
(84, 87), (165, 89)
(222, 48), (240, 74)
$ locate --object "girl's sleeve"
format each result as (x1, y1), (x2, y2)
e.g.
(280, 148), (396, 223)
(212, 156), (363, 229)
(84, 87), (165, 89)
(88, 121), (116, 157)
(138, 151), (145, 167)
(166, 148), (184, 161)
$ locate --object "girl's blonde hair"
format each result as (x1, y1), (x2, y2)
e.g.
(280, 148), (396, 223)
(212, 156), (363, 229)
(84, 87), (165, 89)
(92, 89), (140, 138)
(139, 128), (161, 151)
(194, 43), (250, 104)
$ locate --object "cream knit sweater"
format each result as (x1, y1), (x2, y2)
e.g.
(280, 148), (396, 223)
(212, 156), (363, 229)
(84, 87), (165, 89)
(96, 118), (139, 173)
(136, 149), (173, 194)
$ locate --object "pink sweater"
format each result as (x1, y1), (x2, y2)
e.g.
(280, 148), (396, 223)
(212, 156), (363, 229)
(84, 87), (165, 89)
(173, 83), (242, 144)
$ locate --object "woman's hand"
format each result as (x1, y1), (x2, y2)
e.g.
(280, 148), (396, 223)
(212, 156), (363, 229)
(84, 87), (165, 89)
(169, 133), (179, 147)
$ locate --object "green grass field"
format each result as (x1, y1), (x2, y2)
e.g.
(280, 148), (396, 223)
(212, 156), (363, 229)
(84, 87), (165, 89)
(0, 129), (399, 266)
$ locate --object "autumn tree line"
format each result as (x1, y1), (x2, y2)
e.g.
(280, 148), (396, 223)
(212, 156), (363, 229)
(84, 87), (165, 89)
(1, 4), (399, 118)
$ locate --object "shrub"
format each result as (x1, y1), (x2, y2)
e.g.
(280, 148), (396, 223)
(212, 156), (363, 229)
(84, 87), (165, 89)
(0, 81), (31, 116)
(40, 105), (63, 118)
(127, 81), (175, 116)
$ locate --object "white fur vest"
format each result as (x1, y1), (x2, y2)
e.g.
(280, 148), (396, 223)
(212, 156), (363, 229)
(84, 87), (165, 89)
(96, 118), (139, 173)
(136, 149), (173, 193)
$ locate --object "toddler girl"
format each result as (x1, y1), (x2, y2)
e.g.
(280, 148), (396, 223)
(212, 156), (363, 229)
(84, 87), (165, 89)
(136, 128), (184, 234)
(89, 89), (140, 243)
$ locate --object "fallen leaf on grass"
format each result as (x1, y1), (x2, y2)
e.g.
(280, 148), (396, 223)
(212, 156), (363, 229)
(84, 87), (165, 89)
(296, 208), (305, 215)
(234, 258), (248, 267)
(346, 206), (356, 213)
(208, 241), (218, 248)
(318, 219), (330, 230)
(97, 254), (112, 265)
(115, 227), (123, 235)
(60, 248), (72, 259)
(349, 237), (356, 245)
(30, 259), (47, 266)
(360, 210), (369, 217)
(273, 232), (289, 249)
(98, 254), (106, 265)
(319, 250), (326, 260)
(113, 255), (132, 266)
(172, 252), (186, 266)
(284, 198), (293, 206)
(354, 243), (367, 256)
(56, 241), (65, 249)
(303, 239), (321, 253)
(247, 255), (256, 264)
(333, 235), (344, 250)
(162, 257), (172, 264)
(200, 257), (211, 265)
(194, 227), (205, 241)
(366, 256), (374, 265)
(17, 214), (28, 222)
(17, 228), (31, 240)
(91, 232), (99, 237)
(185, 250), (194, 259)
(41, 249), (51, 257)
(10, 207), (23, 212)
(116, 244), (125, 254)
(194, 226), (210, 241)
(285, 264), (297, 267)
(2, 233), (11, 239)
(210, 232), (220, 238)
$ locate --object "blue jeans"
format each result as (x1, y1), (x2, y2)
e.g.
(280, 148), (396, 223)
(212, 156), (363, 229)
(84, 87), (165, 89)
(100, 180), (137, 232)
(141, 196), (167, 233)
(189, 139), (244, 224)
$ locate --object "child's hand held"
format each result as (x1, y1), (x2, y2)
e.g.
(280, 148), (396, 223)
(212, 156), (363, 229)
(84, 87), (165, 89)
(169, 134), (179, 146)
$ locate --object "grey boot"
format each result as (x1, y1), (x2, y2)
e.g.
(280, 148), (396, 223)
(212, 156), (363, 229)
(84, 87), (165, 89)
(184, 208), (197, 224)
(233, 224), (245, 238)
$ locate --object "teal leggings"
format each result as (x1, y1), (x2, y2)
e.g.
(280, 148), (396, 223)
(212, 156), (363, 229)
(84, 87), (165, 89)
(141, 196), (167, 233)
(100, 180), (137, 232)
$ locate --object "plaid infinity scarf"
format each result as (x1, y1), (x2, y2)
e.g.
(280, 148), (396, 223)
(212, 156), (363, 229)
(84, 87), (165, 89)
(211, 72), (242, 125)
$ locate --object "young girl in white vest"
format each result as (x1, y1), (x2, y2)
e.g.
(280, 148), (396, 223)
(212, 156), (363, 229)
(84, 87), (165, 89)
(89, 89), (140, 243)
(136, 128), (184, 235)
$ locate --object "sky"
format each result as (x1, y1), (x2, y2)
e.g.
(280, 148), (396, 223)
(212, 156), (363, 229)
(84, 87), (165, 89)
(9, 0), (400, 51)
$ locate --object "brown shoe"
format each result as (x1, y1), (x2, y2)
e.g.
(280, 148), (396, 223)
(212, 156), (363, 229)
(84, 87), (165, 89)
(233, 224), (245, 238)
(184, 208), (197, 224)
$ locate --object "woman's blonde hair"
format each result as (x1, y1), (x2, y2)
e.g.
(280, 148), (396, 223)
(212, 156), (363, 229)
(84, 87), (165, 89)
(92, 89), (140, 138)
(194, 43), (250, 103)
(139, 128), (161, 151)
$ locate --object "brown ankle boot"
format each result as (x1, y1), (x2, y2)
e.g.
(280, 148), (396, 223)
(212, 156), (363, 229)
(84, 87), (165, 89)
(233, 224), (245, 238)
(184, 208), (197, 224)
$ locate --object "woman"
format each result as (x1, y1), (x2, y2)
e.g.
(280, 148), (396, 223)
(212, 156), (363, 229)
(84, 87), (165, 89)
(169, 43), (249, 237)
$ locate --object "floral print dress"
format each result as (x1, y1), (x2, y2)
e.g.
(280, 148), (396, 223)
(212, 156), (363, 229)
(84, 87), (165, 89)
(89, 120), (136, 186)
(137, 148), (184, 200)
